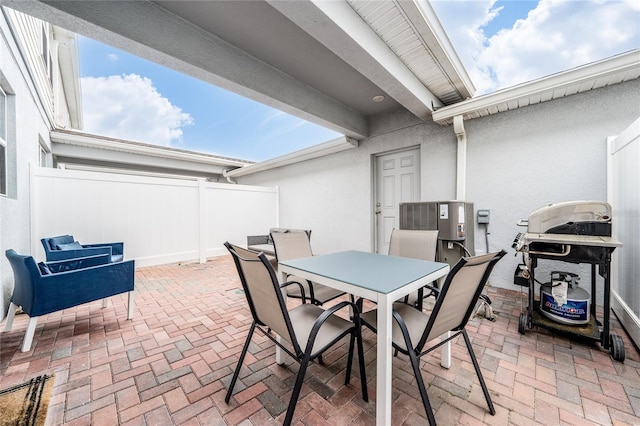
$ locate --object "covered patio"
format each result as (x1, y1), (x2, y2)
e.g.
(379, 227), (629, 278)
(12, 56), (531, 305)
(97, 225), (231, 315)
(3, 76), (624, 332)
(1, 256), (638, 425)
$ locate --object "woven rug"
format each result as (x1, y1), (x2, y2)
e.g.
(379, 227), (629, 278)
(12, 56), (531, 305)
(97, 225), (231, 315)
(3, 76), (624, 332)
(0, 374), (54, 426)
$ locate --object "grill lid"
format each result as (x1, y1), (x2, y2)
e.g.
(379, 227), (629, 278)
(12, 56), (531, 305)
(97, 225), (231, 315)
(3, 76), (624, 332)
(527, 201), (611, 234)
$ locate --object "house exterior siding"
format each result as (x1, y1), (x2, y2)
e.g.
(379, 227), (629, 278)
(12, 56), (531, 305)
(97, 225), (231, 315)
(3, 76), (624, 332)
(237, 78), (640, 290)
(0, 8), (76, 320)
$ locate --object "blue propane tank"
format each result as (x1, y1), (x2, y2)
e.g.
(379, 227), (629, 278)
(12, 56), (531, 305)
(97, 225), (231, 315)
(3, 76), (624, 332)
(539, 271), (590, 326)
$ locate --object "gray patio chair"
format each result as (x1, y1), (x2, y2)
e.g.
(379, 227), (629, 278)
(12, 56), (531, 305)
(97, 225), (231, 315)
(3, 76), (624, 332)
(388, 229), (439, 309)
(270, 231), (345, 305)
(360, 250), (506, 425)
(223, 242), (367, 425)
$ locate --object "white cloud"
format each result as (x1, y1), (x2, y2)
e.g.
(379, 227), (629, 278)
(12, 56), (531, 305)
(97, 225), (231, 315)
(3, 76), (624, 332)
(81, 74), (193, 146)
(431, 0), (640, 94)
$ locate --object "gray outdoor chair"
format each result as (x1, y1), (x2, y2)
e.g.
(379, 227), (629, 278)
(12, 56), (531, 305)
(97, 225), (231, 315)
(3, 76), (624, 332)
(270, 231), (346, 305)
(224, 242), (367, 425)
(388, 229), (439, 308)
(360, 250), (506, 425)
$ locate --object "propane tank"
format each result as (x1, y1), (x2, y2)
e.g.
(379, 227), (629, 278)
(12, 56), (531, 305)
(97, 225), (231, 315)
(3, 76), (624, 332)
(539, 271), (590, 325)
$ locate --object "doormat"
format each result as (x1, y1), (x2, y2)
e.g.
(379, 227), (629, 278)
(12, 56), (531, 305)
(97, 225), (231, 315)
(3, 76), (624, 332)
(0, 374), (54, 426)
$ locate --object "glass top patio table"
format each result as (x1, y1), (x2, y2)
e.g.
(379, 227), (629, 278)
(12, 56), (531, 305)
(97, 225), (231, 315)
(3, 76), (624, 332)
(278, 250), (450, 425)
(279, 250), (447, 296)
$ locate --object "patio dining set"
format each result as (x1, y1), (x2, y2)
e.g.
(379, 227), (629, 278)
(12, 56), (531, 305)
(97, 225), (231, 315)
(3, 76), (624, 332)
(3, 229), (505, 425)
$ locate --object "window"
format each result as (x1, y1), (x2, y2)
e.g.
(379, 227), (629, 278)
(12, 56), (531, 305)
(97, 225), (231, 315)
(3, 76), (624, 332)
(0, 86), (7, 195)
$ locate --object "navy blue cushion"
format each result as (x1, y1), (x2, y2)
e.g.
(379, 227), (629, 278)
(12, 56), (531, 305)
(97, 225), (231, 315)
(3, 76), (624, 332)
(49, 235), (74, 250)
(56, 241), (83, 250)
(38, 262), (52, 275)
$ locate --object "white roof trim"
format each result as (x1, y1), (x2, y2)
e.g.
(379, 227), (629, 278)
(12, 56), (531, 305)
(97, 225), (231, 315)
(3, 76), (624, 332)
(224, 136), (358, 178)
(432, 50), (640, 125)
(405, 0), (475, 97)
(50, 130), (251, 168)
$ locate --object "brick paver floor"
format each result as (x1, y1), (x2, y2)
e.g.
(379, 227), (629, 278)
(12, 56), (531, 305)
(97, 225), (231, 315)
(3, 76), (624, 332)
(1, 255), (639, 425)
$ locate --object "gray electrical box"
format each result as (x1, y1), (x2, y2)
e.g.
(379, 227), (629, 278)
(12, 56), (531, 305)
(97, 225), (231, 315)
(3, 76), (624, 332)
(477, 209), (490, 224)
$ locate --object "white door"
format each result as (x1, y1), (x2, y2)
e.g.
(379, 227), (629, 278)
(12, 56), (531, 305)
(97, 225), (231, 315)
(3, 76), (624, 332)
(375, 148), (421, 253)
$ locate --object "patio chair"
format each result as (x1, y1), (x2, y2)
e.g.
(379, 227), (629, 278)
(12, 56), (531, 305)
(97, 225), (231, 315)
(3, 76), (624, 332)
(224, 242), (367, 425)
(3, 249), (135, 352)
(41, 234), (124, 262)
(270, 231), (345, 305)
(388, 229), (439, 309)
(360, 250), (506, 425)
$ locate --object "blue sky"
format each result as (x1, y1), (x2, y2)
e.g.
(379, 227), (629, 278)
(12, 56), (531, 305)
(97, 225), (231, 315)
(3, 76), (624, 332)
(79, 38), (341, 161)
(78, 0), (639, 162)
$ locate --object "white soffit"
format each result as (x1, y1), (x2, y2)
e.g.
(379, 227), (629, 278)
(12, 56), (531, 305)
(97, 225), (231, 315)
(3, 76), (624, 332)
(433, 50), (640, 125)
(346, 0), (474, 104)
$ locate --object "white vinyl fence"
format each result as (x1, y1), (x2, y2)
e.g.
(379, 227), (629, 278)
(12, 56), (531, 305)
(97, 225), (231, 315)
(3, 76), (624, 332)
(608, 117), (640, 349)
(30, 166), (279, 267)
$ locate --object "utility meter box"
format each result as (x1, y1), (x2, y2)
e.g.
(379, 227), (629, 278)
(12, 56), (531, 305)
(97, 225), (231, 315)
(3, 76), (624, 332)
(477, 209), (490, 224)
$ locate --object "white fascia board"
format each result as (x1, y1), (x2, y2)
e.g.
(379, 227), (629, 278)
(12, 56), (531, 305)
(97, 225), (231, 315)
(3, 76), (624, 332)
(50, 130), (251, 168)
(270, 0), (441, 118)
(433, 50), (640, 124)
(224, 136), (358, 178)
(407, 0), (475, 98)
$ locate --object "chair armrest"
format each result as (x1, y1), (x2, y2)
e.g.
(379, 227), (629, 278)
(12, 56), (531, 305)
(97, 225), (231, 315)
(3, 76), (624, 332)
(45, 246), (113, 261)
(83, 242), (124, 256)
(45, 254), (111, 273)
(280, 280), (307, 303)
(423, 284), (440, 294)
(33, 260), (135, 317)
(305, 300), (359, 354)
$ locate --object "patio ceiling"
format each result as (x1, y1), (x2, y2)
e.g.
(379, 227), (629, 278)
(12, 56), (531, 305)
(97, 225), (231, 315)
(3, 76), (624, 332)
(1, 0), (472, 139)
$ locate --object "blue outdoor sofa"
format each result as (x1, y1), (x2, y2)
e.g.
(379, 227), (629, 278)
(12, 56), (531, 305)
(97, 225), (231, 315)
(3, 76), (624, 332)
(41, 234), (124, 262)
(3, 249), (135, 352)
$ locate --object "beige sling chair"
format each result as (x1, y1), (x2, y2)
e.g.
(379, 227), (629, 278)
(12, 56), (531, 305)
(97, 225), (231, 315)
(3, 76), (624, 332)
(271, 231), (345, 305)
(360, 250), (506, 425)
(388, 229), (439, 309)
(224, 242), (368, 425)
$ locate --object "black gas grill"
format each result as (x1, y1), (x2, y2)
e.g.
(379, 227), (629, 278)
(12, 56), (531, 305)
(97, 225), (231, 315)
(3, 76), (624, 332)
(513, 201), (625, 361)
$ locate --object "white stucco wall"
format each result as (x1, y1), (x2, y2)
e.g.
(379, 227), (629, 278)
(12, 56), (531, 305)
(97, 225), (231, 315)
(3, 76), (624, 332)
(0, 13), (54, 320)
(237, 79), (640, 290)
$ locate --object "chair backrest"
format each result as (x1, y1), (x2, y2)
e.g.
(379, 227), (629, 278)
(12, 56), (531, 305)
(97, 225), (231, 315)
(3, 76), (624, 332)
(388, 229), (438, 261)
(42, 235), (75, 253)
(5, 249), (41, 314)
(270, 231), (313, 262)
(224, 242), (302, 354)
(418, 250), (506, 350)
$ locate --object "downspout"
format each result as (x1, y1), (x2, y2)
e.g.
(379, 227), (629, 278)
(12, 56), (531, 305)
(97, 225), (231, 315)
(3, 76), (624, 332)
(441, 114), (467, 370)
(453, 115), (467, 200)
(222, 168), (237, 184)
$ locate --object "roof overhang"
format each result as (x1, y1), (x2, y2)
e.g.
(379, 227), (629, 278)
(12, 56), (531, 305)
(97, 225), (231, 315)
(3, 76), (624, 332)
(433, 50), (640, 125)
(1, 0), (474, 139)
(52, 26), (82, 129)
(50, 129), (252, 177)
(224, 136), (358, 178)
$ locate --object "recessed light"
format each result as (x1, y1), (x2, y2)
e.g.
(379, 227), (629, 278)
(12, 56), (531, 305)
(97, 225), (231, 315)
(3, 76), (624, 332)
(372, 95), (385, 102)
